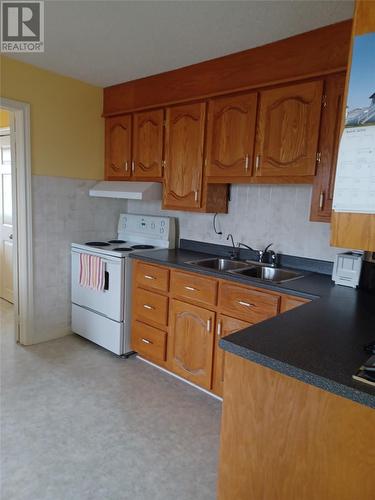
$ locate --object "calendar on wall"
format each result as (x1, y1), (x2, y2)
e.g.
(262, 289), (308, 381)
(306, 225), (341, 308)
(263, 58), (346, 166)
(332, 32), (375, 214)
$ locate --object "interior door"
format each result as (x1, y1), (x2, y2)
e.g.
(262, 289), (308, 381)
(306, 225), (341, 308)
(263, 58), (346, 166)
(206, 92), (257, 178)
(133, 109), (164, 179)
(105, 115), (132, 179)
(163, 102), (206, 210)
(0, 133), (14, 303)
(168, 299), (215, 389)
(212, 315), (251, 396)
(254, 80), (324, 177)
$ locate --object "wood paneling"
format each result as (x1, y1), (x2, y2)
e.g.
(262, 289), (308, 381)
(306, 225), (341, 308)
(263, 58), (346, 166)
(105, 115), (131, 179)
(331, 212), (375, 251)
(219, 282), (280, 323)
(212, 315), (251, 397)
(330, 0), (375, 250)
(163, 102), (206, 210)
(132, 321), (167, 364)
(310, 73), (346, 222)
(134, 288), (169, 329)
(218, 353), (375, 500)
(206, 92), (257, 178)
(103, 21), (352, 115)
(170, 270), (218, 307)
(254, 80), (323, 177)
(134, 261), (169, 292)
(168, 299), (215, 389)
(280, 295), (310, 313)
(132, 109), (164, 179)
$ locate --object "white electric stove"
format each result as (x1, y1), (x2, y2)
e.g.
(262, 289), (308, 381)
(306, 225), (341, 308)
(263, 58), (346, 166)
(71, 214), (176, 355)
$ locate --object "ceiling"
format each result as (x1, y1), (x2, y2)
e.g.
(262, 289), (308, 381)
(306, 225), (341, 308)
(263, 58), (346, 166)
(8, 0), (354, 88)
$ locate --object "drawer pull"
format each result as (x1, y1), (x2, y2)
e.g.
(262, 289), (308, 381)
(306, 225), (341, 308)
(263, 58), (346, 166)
(143, 304), (154, 310)
(217, 320), (222, 337)
(144, 275), (155, 280)
(207, 318), (212, 332)
(238, 300), (254, 308)
(184, 286), (197, 291)
(141, 338), (153, 345)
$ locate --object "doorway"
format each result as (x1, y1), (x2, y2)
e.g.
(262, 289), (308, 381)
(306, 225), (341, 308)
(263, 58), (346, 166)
(0, 98), (34, 345)
(0, 109), (14, 304)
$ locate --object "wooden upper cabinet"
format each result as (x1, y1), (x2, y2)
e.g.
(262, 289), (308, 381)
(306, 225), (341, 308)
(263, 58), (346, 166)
(254, 80), (324, 177)
(132, 109), (164, 179)
(105, 115), (132, 179)
(168, 299), (215, 389)
(206, 93), (257, 178)
(310, 73), (346, 222)
(163, 102), (206, 210)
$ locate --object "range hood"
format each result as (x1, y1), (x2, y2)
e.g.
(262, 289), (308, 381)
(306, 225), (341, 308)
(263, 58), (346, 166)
(89, 181), (162, 200)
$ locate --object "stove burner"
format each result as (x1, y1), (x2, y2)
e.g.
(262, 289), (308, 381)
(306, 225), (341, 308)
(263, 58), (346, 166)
(85, 241), (110, 247)
(131, 245), (155, 250)
(113, 247), (133, 252)
(108, 239), (126, 244)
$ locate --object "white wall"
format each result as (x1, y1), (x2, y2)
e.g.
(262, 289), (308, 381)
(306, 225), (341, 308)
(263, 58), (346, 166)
(127, 184), (344, 262)
(32, 176), (127, 343)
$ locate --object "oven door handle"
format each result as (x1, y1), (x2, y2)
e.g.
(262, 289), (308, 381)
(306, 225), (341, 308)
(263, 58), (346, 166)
(104, 270), (109, 291)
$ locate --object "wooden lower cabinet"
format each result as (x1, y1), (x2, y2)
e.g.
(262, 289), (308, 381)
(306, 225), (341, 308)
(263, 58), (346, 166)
(280, 295), (310, 313)
(212, 315), (252, 396)
(218, 353), (375, 500)
(168, 299), (215, 389)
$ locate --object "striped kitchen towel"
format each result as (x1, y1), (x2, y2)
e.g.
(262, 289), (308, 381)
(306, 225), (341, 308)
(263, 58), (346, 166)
(79, 253), (105, 291)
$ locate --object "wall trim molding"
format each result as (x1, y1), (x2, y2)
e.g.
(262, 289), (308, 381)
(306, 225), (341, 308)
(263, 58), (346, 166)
(0, 97), (34, 345)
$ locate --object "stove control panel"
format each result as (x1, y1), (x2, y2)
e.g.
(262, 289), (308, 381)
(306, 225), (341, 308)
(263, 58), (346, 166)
(117, 214), (176, 247)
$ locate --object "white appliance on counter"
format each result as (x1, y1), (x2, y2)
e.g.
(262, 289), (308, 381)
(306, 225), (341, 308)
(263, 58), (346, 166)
(71, 214), (176, 355)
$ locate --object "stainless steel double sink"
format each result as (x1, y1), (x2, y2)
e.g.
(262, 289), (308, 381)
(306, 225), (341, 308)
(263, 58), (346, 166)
(186, 257), (304, 284)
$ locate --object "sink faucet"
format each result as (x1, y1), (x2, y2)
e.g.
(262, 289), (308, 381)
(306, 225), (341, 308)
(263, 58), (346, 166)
(226, 234), (239, 259)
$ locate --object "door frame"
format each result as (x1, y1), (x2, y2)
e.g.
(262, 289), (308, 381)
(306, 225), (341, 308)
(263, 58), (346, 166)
(0, 97), (34, 344)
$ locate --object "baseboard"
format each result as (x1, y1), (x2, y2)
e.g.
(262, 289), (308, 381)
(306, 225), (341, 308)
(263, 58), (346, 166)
(137, 356), (223, 402)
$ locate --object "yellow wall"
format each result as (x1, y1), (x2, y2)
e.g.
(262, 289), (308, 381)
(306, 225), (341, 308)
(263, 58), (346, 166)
(0, 56), (104, 179)
(0, 109), (10, 128)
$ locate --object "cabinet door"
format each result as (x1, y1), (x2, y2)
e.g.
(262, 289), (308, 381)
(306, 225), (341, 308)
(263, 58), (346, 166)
(213, 315), (251, 397)
(105, 115), (132, 179)
(206, 93), (257, 178)
(168, 299), (215, 389)
(310, 73), (345, 222)
(133, 109), (164, 179)
(280, 295), (310, 313)
(254, 80), (323, 177)
(163, 102), (206, 209)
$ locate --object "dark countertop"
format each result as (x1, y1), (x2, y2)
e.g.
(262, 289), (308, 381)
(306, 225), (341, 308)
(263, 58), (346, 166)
(130, 248), (375, 409)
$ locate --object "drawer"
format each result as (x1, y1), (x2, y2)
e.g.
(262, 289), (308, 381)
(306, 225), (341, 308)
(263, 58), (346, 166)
(135, 262), (169, 292)
(171, 270), (218, 306)
(132, 320), (167, 364)
(219, 282), (279, 323)
(134, 288), (169, 328)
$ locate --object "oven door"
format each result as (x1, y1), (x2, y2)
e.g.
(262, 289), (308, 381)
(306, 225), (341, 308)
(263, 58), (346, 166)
(71, 249), (125, 321)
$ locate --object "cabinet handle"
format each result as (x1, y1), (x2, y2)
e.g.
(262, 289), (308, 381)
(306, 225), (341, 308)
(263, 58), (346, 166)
(144, 275), (155, 280)
(217, 320), (222, 337)
(143, 304), (154, 310)
(319, 191), (324, 210)
(184, 286), (197, 291)
(162, 160), (166, 170)
(238, 300), (254, 308)
(244, 154), (249, 172)
(255, 155), (260, 171)
(194, 190), (199, 202)
(207, 318), (212, 332)
(131, 160), (135, 173)
(141, 338), (153, 345)
(125, 161), (128, 172)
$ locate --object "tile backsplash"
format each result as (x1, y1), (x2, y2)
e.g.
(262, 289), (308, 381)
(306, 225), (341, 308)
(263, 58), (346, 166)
(32, 176), (127, 343)
(127, 184), (345, 262)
